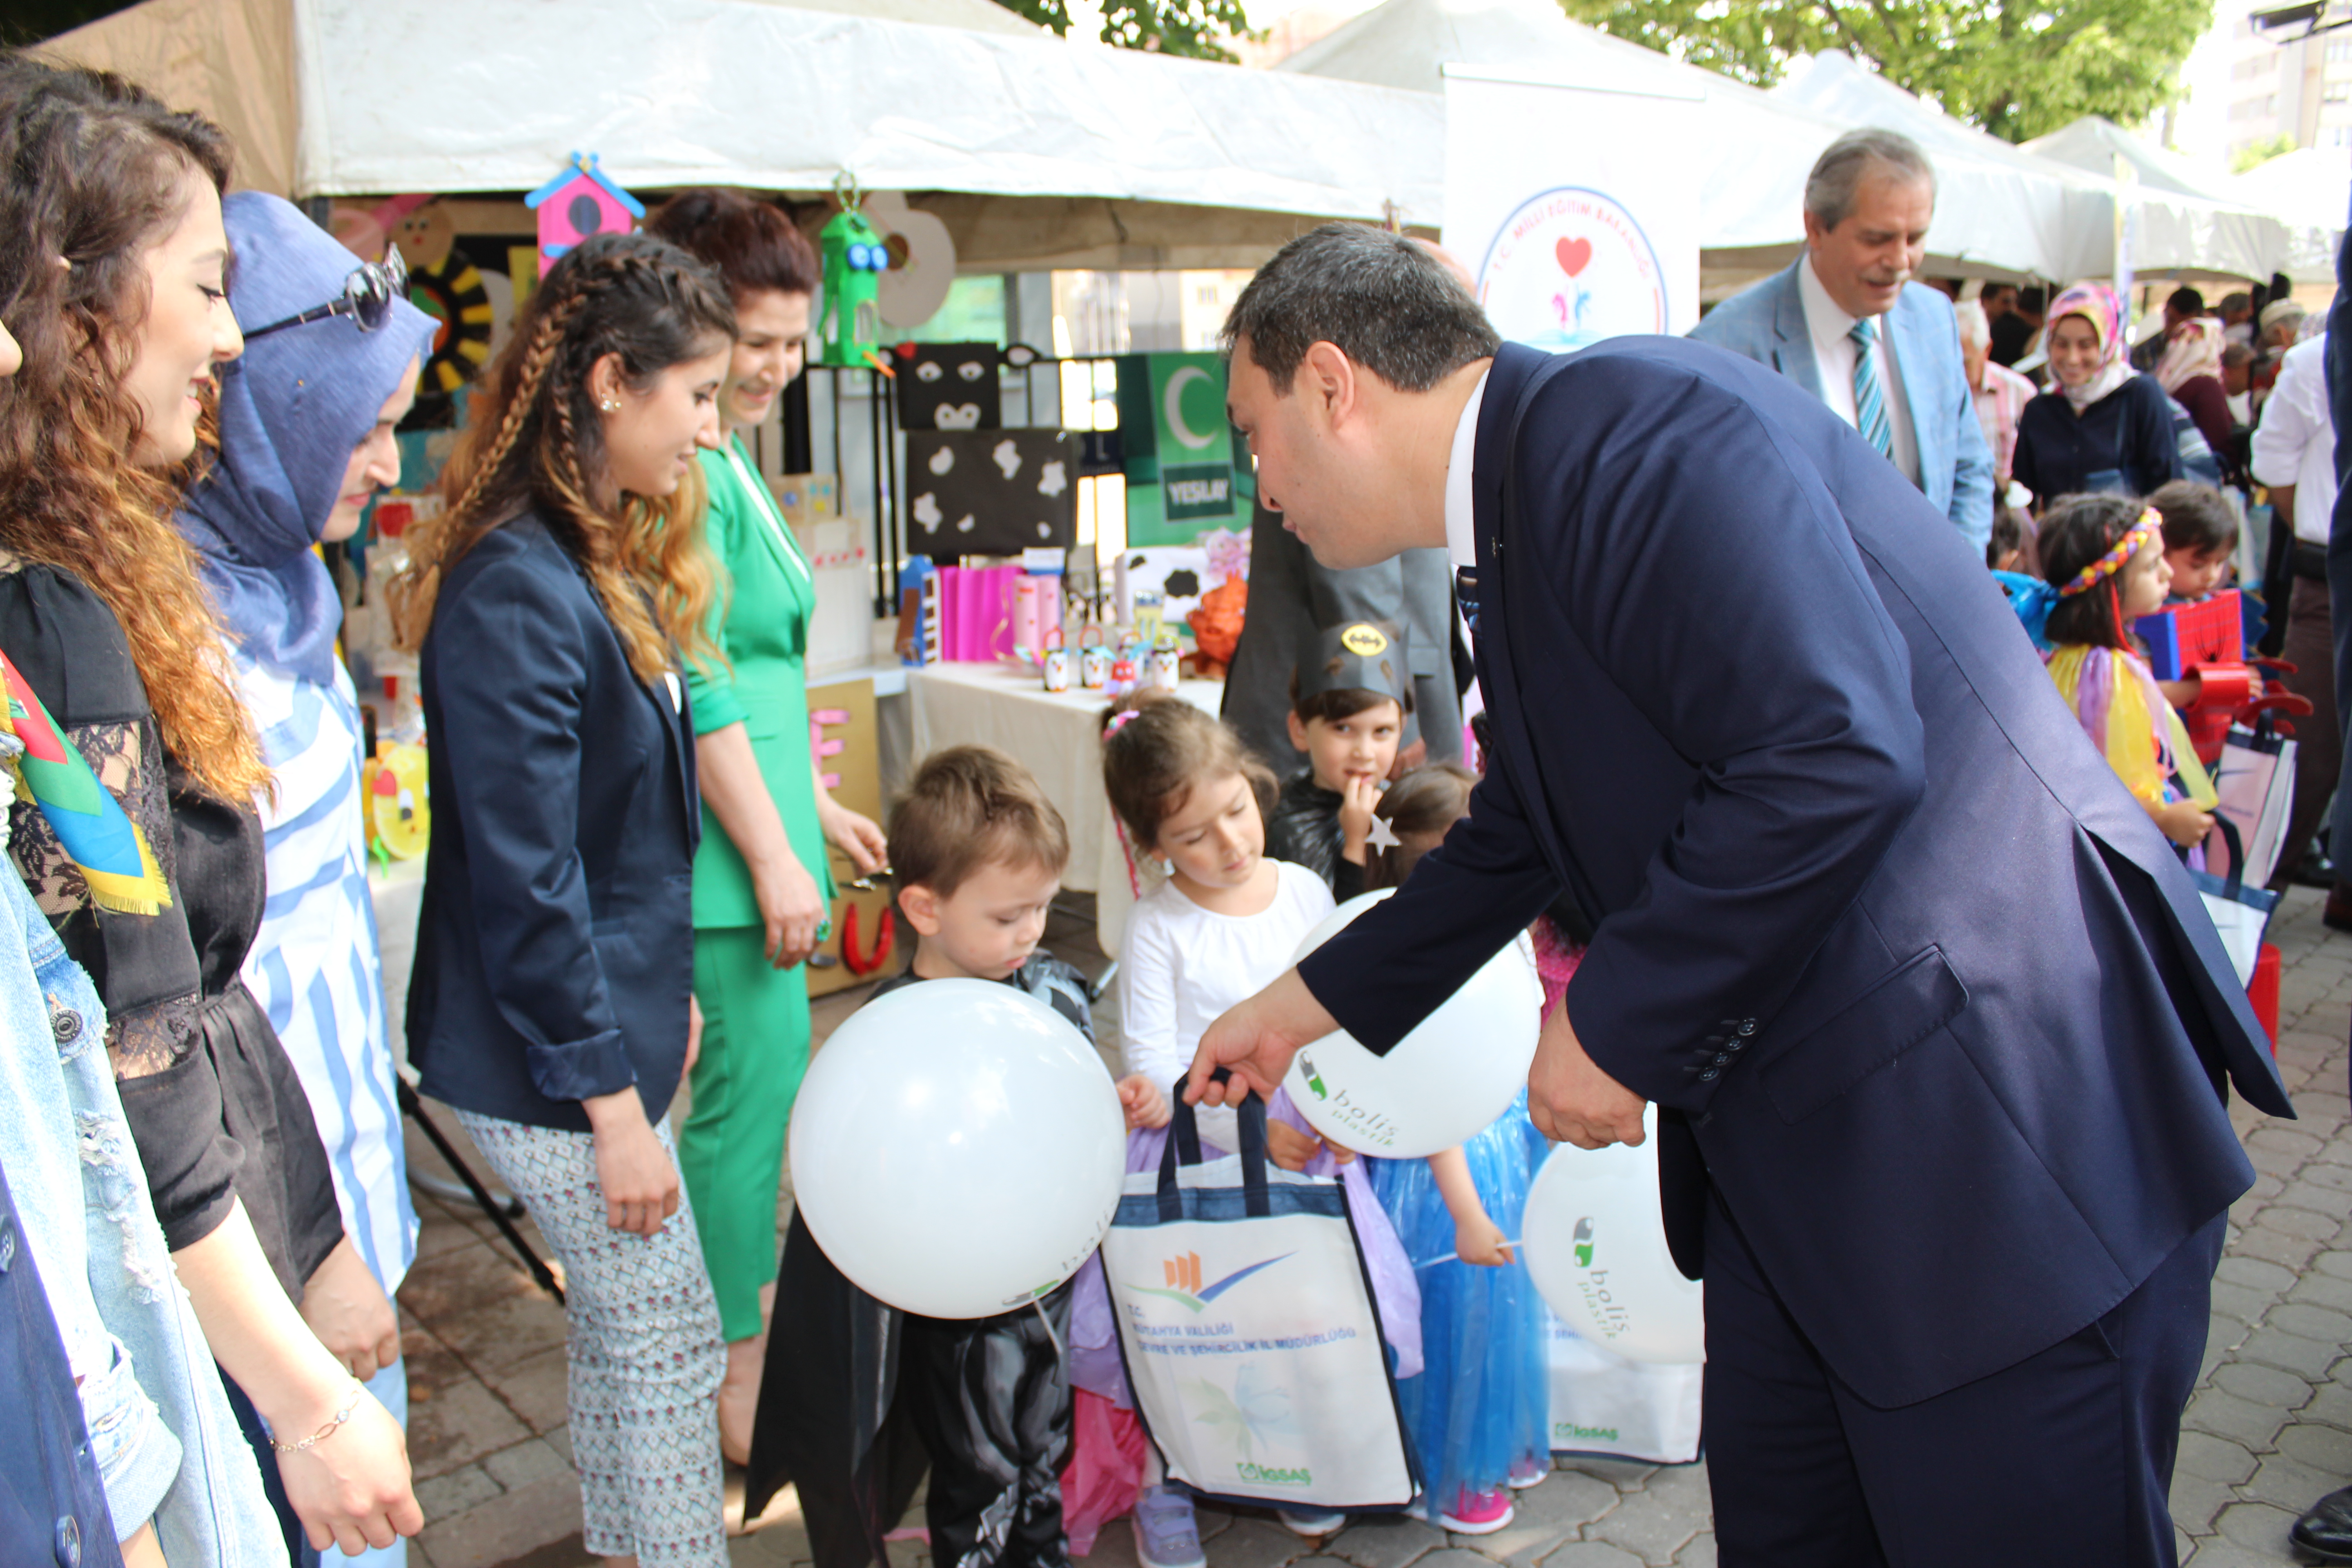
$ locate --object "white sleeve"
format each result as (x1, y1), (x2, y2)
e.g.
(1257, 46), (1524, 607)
(2251, 352), (2319, 489)
(1115, 902), (1185, 1092)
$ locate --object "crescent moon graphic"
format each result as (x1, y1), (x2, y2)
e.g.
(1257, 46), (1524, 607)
(1163, 366), (1215, 451)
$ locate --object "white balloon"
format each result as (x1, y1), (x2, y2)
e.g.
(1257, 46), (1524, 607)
(788, 978), (1127, 1318)
(1280, 890), (1542, 1160)
(1522, 1109), (1705, 1364)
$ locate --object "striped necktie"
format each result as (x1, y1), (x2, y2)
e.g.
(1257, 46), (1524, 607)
(1849, 318), (1893, 460)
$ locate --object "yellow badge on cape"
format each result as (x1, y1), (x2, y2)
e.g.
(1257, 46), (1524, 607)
(1339, 623), (1389, 657)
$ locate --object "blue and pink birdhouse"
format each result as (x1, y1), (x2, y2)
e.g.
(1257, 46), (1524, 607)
(524, 152), (645, 278)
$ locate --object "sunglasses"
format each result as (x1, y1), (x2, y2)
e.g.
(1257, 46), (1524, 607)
(242, 248), (410, 341)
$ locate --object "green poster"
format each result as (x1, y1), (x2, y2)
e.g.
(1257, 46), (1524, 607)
(1117, 352), (1246, 547)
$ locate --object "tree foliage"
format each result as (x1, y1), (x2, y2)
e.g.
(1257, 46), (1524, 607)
(992, 0), (1253, 60)
(1552, 0), (2210, 143)
(2232, 132), (2299, 172)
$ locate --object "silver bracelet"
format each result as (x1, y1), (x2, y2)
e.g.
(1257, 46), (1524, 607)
(273, 1381), (367, 1455)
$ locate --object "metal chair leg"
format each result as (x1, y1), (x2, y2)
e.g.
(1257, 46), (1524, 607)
(398, 1080), (565, 1305)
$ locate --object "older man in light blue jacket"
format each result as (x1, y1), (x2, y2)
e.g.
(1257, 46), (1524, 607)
(1690, 127), (1995, 554)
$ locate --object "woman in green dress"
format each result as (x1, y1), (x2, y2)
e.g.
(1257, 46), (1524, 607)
(647, 191), (889, 1460)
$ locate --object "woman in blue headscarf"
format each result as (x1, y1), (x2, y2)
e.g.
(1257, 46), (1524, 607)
(176, 190), (438, 1564)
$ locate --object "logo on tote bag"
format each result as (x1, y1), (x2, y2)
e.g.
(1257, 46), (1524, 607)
(1130, 1251), (1294, 1313)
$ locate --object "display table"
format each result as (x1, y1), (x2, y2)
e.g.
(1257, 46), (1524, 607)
(906, 660), (1223, 956)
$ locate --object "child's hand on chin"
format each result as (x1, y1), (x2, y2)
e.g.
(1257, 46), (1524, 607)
(1117, 1073), (1172, 1130)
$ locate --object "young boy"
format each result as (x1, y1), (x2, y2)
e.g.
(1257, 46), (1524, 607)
(747, 745), (1165, 1568)
(2147, 480), (2257, 713)
(1264, 620), (1411, 902)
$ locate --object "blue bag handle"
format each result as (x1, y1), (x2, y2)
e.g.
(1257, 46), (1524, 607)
(1159, 1069), (1271, 1220)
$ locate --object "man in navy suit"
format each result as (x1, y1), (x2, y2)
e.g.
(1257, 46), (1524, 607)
(1191, 224), (2291, 1565)
(1689, 128), (1994, 555)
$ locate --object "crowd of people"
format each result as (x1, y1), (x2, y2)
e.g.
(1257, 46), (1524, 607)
(0, 42), (2340, 1568)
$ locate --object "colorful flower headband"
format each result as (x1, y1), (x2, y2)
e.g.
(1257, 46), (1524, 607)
(2057, 508), (2162, 600)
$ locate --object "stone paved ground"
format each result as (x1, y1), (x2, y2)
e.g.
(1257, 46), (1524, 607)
(397, 890), (2352, 1568)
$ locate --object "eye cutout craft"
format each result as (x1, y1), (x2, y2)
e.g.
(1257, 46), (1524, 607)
(957, 361), (986, 382)
(928, 446), (956, 475)
(936, 403), (983, 431)
(916, 361), (945, 382)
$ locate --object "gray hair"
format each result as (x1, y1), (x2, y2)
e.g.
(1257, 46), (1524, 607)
(1221, 223), (1501, 395)
(1954, 299), (1991, 351)
(1804, 128), (1936, 230)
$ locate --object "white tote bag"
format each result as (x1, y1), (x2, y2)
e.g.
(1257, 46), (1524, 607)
(1545, 1310), (1706, 1464)
(2191, 817), (2281, 988)
(2207, 715), (2297, 890)
(1100, 1096), (1419, 1512)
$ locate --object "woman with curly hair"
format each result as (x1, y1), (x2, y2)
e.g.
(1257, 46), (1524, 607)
(0, 55), (421, 1557)
(391, 229), (738, 1566)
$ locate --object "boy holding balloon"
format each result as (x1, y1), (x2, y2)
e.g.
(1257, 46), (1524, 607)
(745, 745), (1168, 1568)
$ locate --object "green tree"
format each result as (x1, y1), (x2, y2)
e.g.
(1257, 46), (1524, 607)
(1553, 0), (2210, 143)
(992, 0), (1253, 61)
(2232, 132), (2300, 172)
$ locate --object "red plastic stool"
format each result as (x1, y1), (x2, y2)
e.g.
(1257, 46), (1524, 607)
(2249, 943), (2281, 1047)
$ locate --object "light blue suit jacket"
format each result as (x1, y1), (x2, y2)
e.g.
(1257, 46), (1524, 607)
(1689, 260), (1994, 553)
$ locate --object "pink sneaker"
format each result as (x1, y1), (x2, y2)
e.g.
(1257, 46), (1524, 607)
(1439, 1488), (1514, 1535)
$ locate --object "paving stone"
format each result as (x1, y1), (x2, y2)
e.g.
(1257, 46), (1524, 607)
(2211, 1498), (2304, 1553)
(2269, 1302), (2352, 1345)
(2209, 1280), (2274, 1324)
(2217, 1255), (2299, 1294)
(2185, 1538), (2298, 1567)
(2230, 1225), (2325, 1272)
(2279, 1421), (2352, 1475)
(480, 1343), (572, 1434)
(1667, 1536), (1714, 1568)
(403, 1367), (534, 1480)
(2207, 1315), (2251, 1361)
(2176, 1430), (2260, 1485)
(1205, 1516), (1318, 1568)
(2275, 1181), (2351, 1216)
(480, 1436), (571, 1492)
(2240, 1450), (2345, 1513)
(1475, 1471), (1622, 1564)
(2255, 1203), (2342, 1241)
(413, 1473), (586, 1568)
(2185, 1387), (2292, 1450)
(2317, 1250), (2352, 1282)
(2291, 1271), (2352, 1316)
(1396, 1549), (1495, 1568)
(1329, 1514), (1448, 1568)
(2212, 1359), (2314, 1411)
(2241, 1326), (2346, 1380)
(413, 1462), (502, 1520)
(1584, 1479), (1707, 1566)
(1553, 1459), (1658, 1491)
(2302, 1163), (2352, 1194)
(2250, 1127), (2327, 1159)
(2168, 1470), (2239, 1536)
(1534, 1547), (1643, 1568)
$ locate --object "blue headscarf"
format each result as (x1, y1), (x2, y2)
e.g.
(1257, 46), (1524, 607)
(176, 191), (437, 687)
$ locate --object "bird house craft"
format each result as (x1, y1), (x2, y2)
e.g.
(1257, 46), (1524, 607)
(523, 152), (644, 279)
(894, 342), (1003, 431)
(904, 430), (1078, 558)
(819, 202), (889, 368)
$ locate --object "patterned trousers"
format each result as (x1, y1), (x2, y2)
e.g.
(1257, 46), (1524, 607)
(454, 1110), (728, 1566)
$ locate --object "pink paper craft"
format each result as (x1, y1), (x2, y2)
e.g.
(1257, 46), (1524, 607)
(936, 564), (1019, 662)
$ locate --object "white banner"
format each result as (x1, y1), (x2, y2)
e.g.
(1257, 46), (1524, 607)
(1442, 69), (1704, 346)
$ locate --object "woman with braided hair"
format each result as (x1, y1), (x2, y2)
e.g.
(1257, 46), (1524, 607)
(392, 228), (737, 1566)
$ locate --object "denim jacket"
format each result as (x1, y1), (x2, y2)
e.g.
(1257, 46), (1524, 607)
(0, 799), (283, 1565)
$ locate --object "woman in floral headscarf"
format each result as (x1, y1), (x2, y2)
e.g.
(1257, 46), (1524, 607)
(2011, 282), (2184, 510)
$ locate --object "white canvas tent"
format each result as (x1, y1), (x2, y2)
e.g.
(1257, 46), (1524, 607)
(41, 0), (1446, 270)
(2225, 147), (2350, 284)
(2020, 117), (2296, 285)
(1279, 0), (2125, 284)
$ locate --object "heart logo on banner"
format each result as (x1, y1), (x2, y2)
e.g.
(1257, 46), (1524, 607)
(1556, 237), (1592, 278)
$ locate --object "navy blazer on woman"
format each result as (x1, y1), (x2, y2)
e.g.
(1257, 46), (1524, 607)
(407, 513), (700, 1132)
(1300, 339), (2291, 1410)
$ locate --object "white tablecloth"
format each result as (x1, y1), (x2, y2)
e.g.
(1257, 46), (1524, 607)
(906, 661), (1223, 956)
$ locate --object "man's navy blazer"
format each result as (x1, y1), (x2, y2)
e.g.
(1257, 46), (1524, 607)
(1299, 339), (2292, 1410)
(407, 513), (701, 1133)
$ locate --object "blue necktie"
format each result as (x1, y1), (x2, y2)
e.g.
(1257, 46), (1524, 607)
(1850, 318), (1893, 460)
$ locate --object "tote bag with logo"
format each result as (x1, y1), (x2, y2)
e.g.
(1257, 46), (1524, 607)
(1100, 1094), (1418, 1513)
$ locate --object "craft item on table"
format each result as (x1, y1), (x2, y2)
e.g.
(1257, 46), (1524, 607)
(363, 740), (431, 862)
(1132, 590), (1165, 647)
(935, 563), (1020, 663)
(1081, 644), (1110, 691)
(1145, 642), (1181, 691)
(1044, 648), (1073, 693)
(904, 430), (1078, 557)
(894, 342), (1002, 431)
(895, 555), (941, 667)
(393, 203), (495, 412)
(818, 183), (891, 370)
(1114, 545), (1213, 639)
(1011, 570), (1065, 660)
(0, 648), (169, 914)
(773, 473), (838, 528)
(2134, 589), (2258, 764)
(523, 152), (644, 279)
(1105, 650), (1140, 697)
(1114, 352), (1247, 547)
(1200, 527), (1250, 584)
(1185, 574), (1248, 678)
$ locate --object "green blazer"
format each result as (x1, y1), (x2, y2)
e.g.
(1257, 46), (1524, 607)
(684, 434), (833, 930)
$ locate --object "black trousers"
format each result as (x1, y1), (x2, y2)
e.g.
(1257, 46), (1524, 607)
(900, 1284), (1076, 1568)
(1704, 1192), (2223, 1567)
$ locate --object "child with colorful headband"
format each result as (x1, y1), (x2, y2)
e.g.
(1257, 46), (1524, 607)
(2036, 495), (2215, 849)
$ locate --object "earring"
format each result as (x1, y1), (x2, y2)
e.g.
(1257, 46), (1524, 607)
(599, 396), (620, 412)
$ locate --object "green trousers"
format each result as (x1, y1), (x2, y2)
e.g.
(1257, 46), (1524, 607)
(680, 924), (812, 1342)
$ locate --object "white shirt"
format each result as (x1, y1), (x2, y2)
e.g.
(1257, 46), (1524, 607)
(1797, 254), (1921, 486)
(1445, 368), (1490, 573)
(2251, 333), (2338, 546)
(1115, 861), (1336, 1150)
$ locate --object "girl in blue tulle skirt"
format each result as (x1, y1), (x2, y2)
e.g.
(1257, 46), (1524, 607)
(1361, 765), (1552, 1534)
